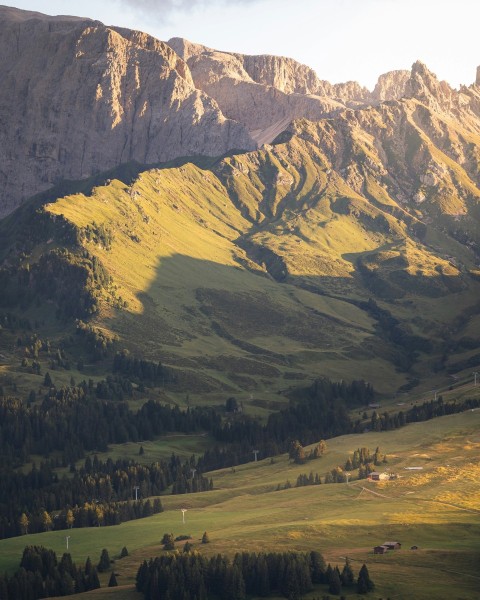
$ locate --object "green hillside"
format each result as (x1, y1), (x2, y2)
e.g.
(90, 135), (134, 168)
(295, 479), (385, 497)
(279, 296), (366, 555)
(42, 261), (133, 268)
(0, 410), (479, 600)
(2, 103), (480, 406)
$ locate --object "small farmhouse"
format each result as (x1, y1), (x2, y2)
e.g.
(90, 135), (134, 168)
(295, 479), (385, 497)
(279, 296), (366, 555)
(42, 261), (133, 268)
(373, 545), (389, 554)
(370, 472), (389, 481)
(383, 541), (401, 550)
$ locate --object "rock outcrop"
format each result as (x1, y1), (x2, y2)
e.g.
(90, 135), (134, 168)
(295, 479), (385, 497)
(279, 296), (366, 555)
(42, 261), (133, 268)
(372, 70), (410, 101)
(0, 8), (254, 216)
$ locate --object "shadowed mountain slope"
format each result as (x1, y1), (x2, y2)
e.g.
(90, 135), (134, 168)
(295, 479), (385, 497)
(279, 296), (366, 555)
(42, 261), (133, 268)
(2, 68), (480, 398)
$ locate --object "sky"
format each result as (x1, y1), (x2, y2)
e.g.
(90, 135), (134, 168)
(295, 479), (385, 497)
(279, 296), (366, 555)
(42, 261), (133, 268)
(4, 0), (480, 89)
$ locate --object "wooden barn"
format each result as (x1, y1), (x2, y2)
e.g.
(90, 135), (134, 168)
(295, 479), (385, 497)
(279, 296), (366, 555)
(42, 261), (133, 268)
(370, 472), (389, 481)
(383, 541), (401, 550)
(373, 545), (389, 554)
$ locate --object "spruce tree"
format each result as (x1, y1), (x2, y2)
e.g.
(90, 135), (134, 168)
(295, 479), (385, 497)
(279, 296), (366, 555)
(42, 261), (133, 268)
(340, 559), (354, 587)
(97, 549), (111, 573)
(356, 563), (374, 594)
(201, 531), (210, 544)
(162, 533), (175, 550)
(328, 566), (342, 595)
(108, 571), (118, 587)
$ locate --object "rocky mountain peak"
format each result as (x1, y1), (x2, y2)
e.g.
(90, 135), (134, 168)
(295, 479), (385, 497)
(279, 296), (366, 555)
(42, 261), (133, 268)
(404, 60), (455, 111)
(167, 36), (213, 62)
(372, 69), (410, 101)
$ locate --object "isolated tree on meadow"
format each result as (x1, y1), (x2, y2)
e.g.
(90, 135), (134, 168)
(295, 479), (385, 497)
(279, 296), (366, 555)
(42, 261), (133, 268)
(201, 531), (210, 544)
(108, 571), (118, 587)
(97, 548), (111, 572)
(162, 533), (175, 550)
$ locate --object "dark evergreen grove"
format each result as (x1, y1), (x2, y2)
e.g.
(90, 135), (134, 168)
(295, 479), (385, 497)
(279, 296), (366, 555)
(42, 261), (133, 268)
(136, 550), (333, 600)
(0, 545), (100, 599)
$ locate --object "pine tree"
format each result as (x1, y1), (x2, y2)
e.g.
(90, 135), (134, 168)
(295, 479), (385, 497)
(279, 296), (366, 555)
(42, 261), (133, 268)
(201, 531), (210, 544)
(357, 563), (374, 594)
(97, 549), (111, 573)
(120, 546), (129, 558)
(340, 559), (354, 587)
(328, 566), (342, 595)
(309, 551), (326, 583)
(108, 572), (118, 587)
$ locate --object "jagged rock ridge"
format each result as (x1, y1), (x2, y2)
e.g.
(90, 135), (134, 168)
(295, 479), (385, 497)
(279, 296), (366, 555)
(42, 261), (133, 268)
(1, 7), (480, 220)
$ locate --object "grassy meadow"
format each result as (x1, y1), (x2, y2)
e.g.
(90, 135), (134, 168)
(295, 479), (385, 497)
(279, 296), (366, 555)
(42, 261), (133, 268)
(1, 410), (479, 599)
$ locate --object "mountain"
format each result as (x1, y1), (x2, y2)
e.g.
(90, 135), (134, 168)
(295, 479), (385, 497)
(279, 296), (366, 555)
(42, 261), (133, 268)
(0, 8), (425, 217)
(0, 7), (255, 217)
(1, 7), (480, 403)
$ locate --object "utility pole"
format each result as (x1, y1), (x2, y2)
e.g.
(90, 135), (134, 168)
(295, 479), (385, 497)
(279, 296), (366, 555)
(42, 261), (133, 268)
(191, 468), (196, 479)
(474, 372), (478, 387)
(133, 486), (140, 501)
(181, 508), (187, 524)
(66, 536), (70, 551)
(345, 472), (351, 485)
(253, 450), (259, 462)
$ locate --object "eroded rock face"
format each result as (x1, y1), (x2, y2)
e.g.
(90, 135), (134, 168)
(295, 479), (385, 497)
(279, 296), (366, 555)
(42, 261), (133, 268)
(372, 70), (410, 101)
(0, 9), (254, 216)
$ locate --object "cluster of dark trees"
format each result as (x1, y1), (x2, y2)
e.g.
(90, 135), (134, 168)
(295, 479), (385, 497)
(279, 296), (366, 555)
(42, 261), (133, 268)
(277, 472), (322, 490)
(0, 386), (219, 466)
(198, 379), (373, 471)
(200, 391), (480, 472)
(288, 440), (327, 464)
(75, 320), (116, 361)
(344, 447), (385, 471)
(0, 449), (218, 539)
(112, 350), (174, 385)
(81, 221), (113, 250)
(136, 551), (374, 599)
(0, 545), (100, 599)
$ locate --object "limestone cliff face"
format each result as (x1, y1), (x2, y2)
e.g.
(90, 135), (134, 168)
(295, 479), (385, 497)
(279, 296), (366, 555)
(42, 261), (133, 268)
(185, 51), (344, 144)
(0, 9), (254, 216)
(169, 38), (374, 145)
(372, 70), (410, 101)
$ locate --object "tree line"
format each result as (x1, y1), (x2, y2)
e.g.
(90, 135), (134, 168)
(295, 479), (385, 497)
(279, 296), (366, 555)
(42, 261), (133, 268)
(136, 550), (374, 599)
(0, 386), (219, 466)
(0, 451), (216, 540)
